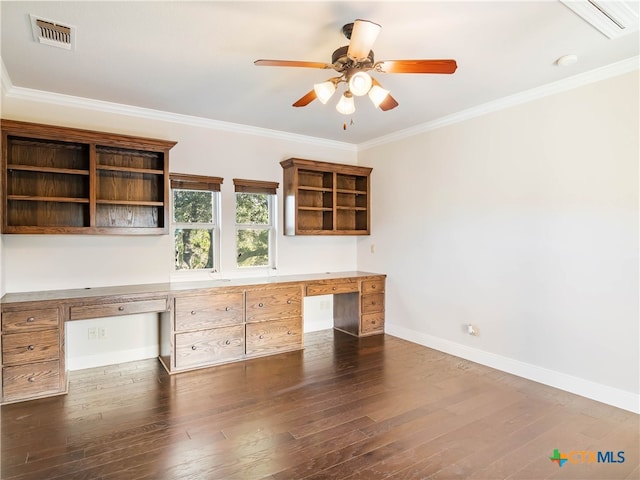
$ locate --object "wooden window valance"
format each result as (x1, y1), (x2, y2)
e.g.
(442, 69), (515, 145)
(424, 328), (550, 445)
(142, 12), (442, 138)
(170, 173), (223, 192)
(233, 178), (279, 195)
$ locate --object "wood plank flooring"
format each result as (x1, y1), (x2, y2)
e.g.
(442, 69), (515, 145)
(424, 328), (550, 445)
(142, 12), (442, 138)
(1, 330), (638, 479)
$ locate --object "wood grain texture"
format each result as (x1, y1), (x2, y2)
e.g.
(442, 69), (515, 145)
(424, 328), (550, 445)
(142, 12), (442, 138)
(1, 307), (59, 332)
(0, 330), (638, 479)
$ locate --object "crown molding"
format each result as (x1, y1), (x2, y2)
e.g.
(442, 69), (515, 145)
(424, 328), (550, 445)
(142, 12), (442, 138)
(1, 58), (14, 96)
(2, 56), (637, 153)
(358, 55), (640, 151)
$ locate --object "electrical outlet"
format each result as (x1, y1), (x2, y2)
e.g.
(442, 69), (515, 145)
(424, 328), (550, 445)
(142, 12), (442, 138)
(87, 327), (97, 340)
(466, 324), (479, 336)
(97, 327), (107, 339)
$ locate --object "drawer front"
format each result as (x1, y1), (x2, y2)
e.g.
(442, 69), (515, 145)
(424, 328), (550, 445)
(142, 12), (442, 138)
(2, 361), (61, 402)
(70, 298), (168, 320)
(361, 278), (385, 295)
(361, 293), (385, 314)
(175, 293), (244, 332)
(2, 330), (60, 365)
(306, 282), (359, 296)
(246, 287), (302, 323)
(175, 325), (244, 369)
(2, 307), (59, 332)
(361, 312), (384, 335)
(245, 317), (302, 356)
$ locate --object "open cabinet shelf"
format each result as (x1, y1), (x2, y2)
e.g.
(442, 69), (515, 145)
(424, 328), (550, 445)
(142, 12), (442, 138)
(281, 158), (372, 235)
(1, 119), (176, 235)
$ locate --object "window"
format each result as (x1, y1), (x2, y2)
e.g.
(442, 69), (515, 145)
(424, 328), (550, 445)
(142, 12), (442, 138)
(170, 174), (222, 273)
(234, 179), (278, 269)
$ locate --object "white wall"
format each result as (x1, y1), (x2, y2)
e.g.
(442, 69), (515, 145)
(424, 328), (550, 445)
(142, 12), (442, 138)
(358, 71), (639, 412)
(1, 91), (355, 367)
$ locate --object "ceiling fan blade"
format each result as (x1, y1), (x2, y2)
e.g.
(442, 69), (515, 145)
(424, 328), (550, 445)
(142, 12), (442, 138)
(254, 59), (332, 69)
(376, 59), (458, 74)
(292, 89), (317, 107)
(371, 77), (399, 111)
(347, 19), (381, 61)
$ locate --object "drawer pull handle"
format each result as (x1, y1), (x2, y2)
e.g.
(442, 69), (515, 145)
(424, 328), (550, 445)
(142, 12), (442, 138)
(332, 287), (337, 290)
(258, 303), (264, 308)
(371, 285), (376, 289)
(287, 300), (292, 304)
(118, 306), (125, 311)
(27, 345), (35, 351)
(225, 340), (231, 345)
(225, 306), (230, 311)
(191, 311), (197, 315)
(27, 317), (35, 323)
(259, 335), (264, 339)
(287, 330), (292, 335)
(191, 345), (197, 351)
(27, 377), (35, 383)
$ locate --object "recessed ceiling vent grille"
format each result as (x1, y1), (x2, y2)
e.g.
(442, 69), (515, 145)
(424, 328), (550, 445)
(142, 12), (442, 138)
(560, 1), (639, 39)
(30, 14), (76, 50)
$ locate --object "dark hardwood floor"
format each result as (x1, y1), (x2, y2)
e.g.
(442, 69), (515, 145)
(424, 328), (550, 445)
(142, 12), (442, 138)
(1, 330), (638, 479)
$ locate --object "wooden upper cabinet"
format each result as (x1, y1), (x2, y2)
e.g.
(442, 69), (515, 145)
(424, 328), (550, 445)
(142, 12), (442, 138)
(1, 120), (176, 234)
(280, 158), (372, 235)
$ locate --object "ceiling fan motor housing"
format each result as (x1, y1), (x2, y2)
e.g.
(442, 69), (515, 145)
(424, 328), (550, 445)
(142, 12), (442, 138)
(332, 45), (375, 71)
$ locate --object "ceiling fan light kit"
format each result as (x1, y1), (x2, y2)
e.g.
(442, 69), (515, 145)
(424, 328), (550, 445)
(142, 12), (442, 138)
(348, 71), (373, 96)
(368, 85), (390, 108)
(254, 18), (457, 118)
(336, 91), (356, 115)
(313, 80), (337, 104)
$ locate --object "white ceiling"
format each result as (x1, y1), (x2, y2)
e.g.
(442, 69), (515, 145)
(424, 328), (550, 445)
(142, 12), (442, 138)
(1, 1), (639, 145)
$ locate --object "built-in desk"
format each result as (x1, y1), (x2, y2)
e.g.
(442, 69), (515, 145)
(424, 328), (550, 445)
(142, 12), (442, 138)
(0, 271), (385, 404)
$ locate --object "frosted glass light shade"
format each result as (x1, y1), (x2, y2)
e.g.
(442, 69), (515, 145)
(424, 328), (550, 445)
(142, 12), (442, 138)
(313, 81), (336, 104)
(347, 19), (381, 61)
(336, 92), (355, 115)
(368, 85), (390, 108)
(348, 72), (372, 96)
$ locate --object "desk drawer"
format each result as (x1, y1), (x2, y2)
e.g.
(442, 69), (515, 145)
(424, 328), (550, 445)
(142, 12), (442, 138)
(361, 293), (385, 314)
(2, 330), (60, 365)
(246, 287), (301, 323)
(175, 325), (244, 369)
(2, 307), (59, 332)
(70, 298), (167, 320)
(246, 317), (302, 356)
(306, 282), (359, 296)
(175, 293), (244, 332)
(362, 278), (385, 294)
(361, 312), (384, 335)
(2, 361), (61, 402)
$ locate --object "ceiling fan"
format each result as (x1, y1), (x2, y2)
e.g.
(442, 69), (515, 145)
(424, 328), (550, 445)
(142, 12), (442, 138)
(254, 19), (457, 114)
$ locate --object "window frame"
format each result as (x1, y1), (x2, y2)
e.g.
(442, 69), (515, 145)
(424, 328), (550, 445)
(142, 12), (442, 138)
(233, 178), (279, 271)
(170, 173), (223, 279)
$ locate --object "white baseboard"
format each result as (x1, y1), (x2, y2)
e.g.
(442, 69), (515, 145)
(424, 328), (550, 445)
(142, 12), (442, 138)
(67, 345), (159, 371)
(385, 324), (639, 414)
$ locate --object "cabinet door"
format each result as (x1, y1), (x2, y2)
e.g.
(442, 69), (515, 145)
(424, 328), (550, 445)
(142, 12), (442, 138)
(245, 286), (302, 323)
(175, 325), (244, 369)
(245, 317), (302, 356)
(175, 292), (244, 331)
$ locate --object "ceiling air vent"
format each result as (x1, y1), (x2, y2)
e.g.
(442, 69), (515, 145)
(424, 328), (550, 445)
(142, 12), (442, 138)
(30, 14), (76, 50)
(560, 1), (639, 39)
